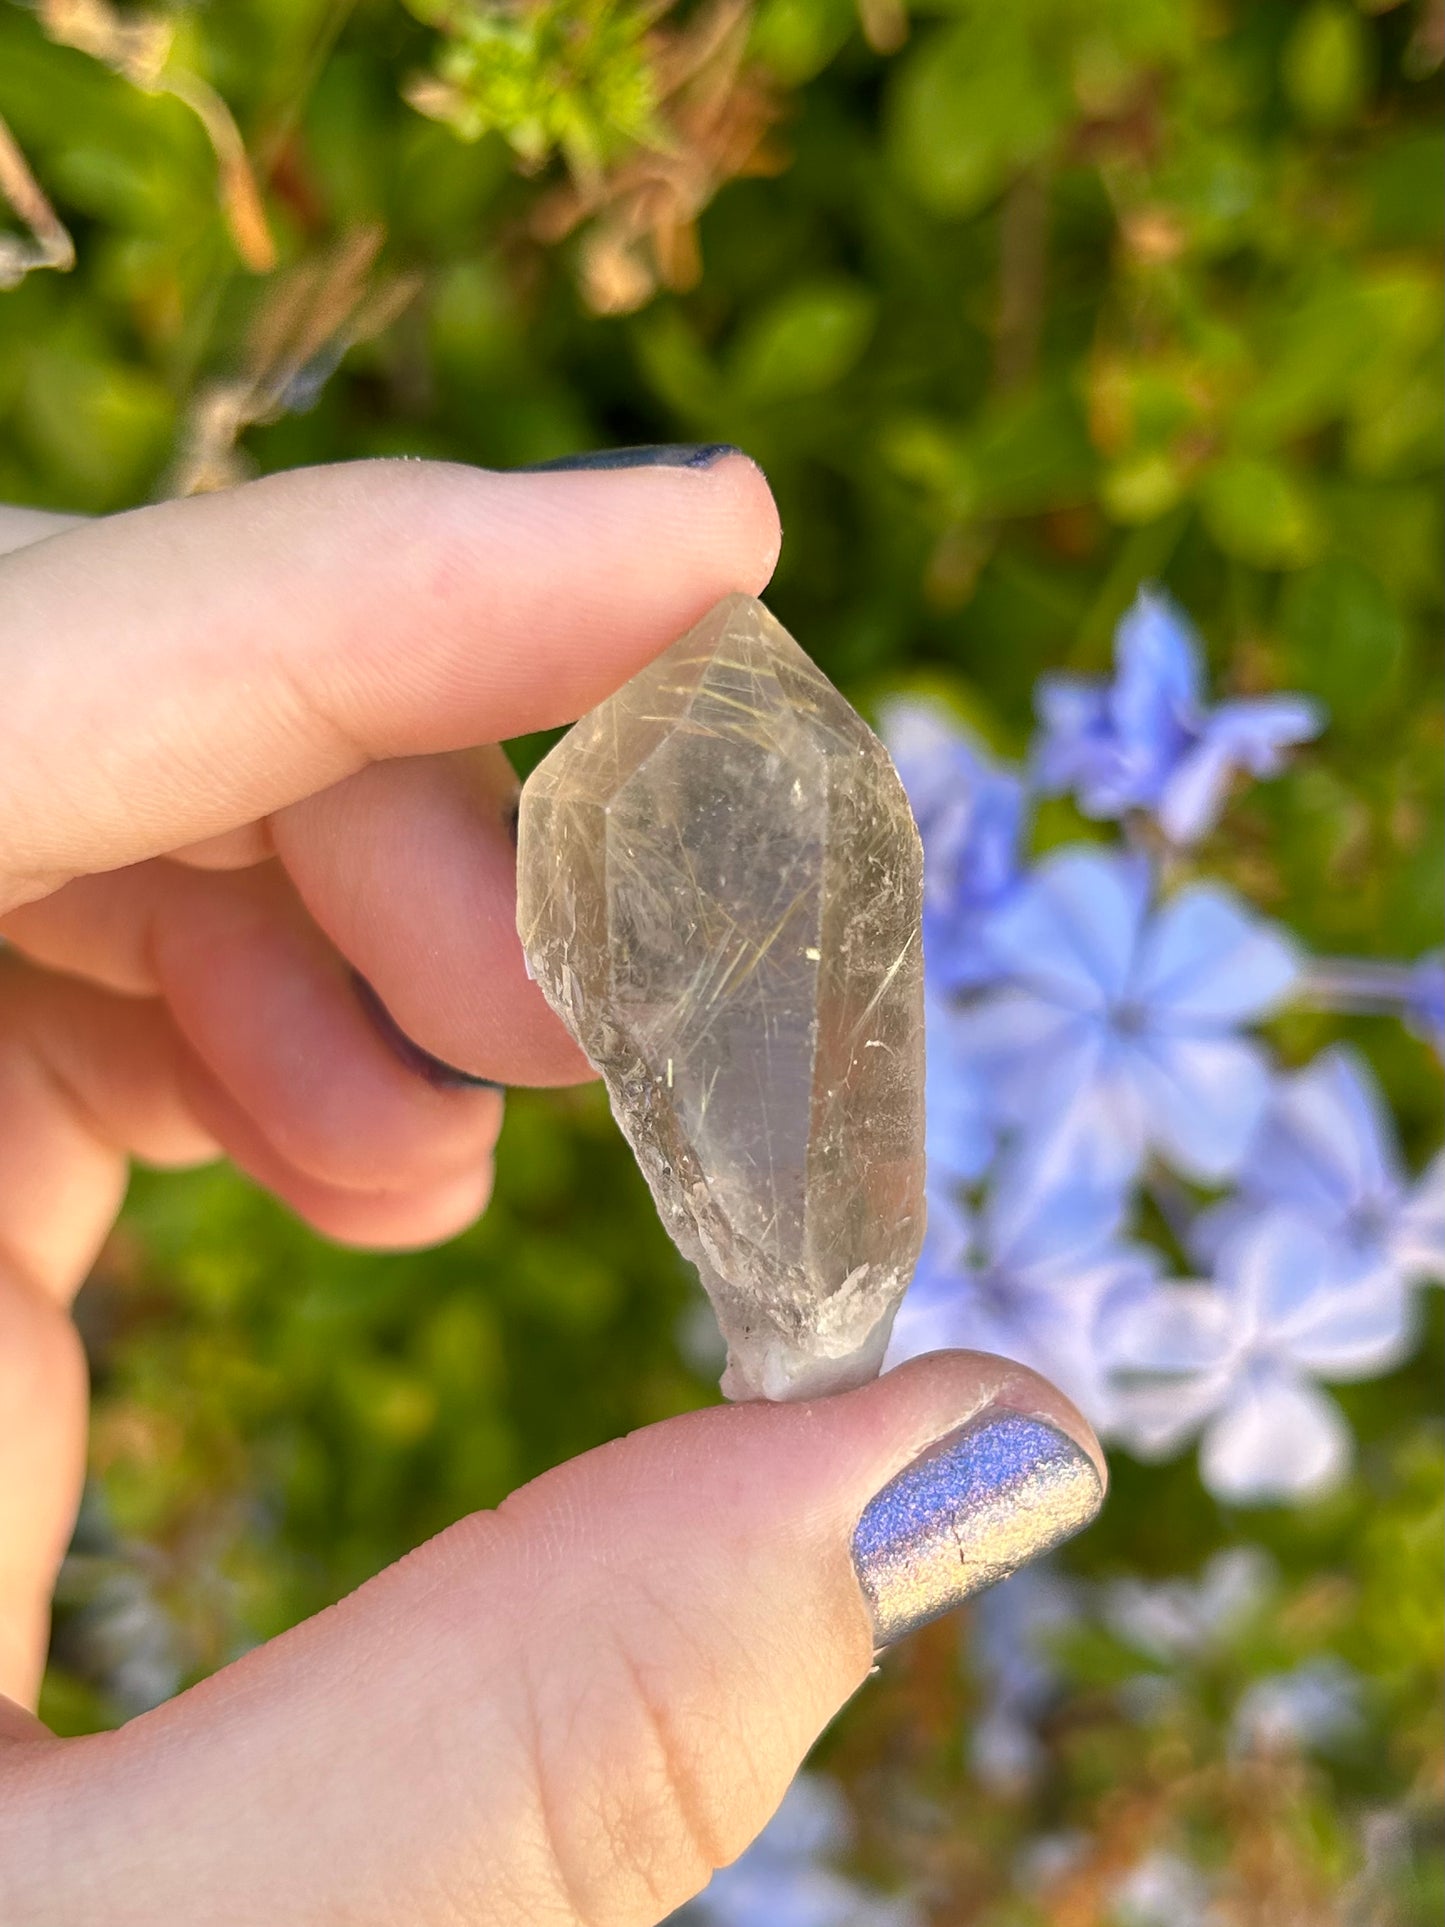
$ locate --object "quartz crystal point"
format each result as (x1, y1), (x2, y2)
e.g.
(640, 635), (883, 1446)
(516, 594), (926, 1401)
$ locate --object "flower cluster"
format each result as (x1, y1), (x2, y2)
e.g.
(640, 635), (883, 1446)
(883, 589), (1443, 1505)
(966, 1547), (1364, 1795)
(682, 1542), (1373, 1925)
(1034, 591), (1323, 847)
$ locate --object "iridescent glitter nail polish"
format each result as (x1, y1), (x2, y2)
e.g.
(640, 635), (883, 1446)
(850, 1410), (1104, 1648)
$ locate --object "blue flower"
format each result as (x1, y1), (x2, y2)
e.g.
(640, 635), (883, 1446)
(956, 848), (1300, 1183)
(1035, 589), (1322, 845)
(1194, 1047), (1445, 1292)
(882, 699), (1027, 988)
(922, 992), (997, 1185)
(1104, 1211), (1417, 1503)
(886, 1142), (1159, 1426)
(1102, 1547), (1274, 1666)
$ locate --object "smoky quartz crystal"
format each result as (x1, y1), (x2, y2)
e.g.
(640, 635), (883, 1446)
(516, 594), (925, 1400)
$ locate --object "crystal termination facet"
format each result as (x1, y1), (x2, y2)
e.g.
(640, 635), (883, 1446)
(516, 594), (926, 1401)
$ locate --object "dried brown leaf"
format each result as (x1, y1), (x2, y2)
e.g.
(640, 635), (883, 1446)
(0, 113), (75, 288)
(38, 0), (275, 273)
(169, 227), (419, 496)
(529, 0), (782, 312)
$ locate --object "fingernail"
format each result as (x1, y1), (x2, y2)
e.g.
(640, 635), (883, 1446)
(512, 444), (743, 473)
(350, 972), (504, 1093)
(850, 1410), (1103, 1649)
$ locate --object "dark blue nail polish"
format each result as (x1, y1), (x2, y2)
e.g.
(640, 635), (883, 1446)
(851, 1411), (1104, 1649)
(350, 972), (504, 1093)
(512, 444), (743, 473)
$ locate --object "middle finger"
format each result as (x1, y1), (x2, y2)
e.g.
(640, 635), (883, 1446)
(2, 858), (505, 1200)
(1, 748), (591, 1091)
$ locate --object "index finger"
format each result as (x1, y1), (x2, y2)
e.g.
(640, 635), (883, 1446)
(0, 454), (781, 910)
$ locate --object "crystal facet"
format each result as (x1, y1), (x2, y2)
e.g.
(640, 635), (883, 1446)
(516, 593), (926, 1400)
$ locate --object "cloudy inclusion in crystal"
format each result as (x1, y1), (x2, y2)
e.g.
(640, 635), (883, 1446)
(516, 594), (926, 1400)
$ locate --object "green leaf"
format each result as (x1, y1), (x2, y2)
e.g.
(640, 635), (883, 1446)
(1367, 128), (1445, 247)
(729, 280), (877, 405)
(750, 0), (857, 86)
(635, 306), (726, 423)
(1322, 481), (1443, 610)
(1198, 455), (1323, 570)
(1102, 450), (1189, 525)
(1280, 556), (1405, 727)
(1232, 283), (1376, 450)
(1282, 0), (1373, 130)
(963, 382), (1096, 518)
(18, 342), (173, 507)
(887, 11), (1065, 216)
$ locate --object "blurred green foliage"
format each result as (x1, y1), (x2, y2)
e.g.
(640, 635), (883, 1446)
(400, 0), (663, 172)
(2, 0), (1441, 1917)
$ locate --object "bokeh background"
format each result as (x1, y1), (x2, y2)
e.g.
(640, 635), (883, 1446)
(1, 0), (1441, 1920)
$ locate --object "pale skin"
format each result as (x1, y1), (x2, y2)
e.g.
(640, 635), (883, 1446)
(0, 460), (1104, 1924)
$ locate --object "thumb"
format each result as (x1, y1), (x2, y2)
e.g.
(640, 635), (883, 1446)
(0, 1352), (1103, 1927)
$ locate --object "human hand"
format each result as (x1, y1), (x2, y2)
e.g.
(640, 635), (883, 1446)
(0, 457), (1104, 1924)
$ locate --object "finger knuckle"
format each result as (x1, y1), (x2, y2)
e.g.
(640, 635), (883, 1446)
(522, 1606), (776, 1927)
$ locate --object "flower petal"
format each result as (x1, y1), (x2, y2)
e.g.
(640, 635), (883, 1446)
(1199, 1368), (1352, 1503)
(883, 699), (1027, 917)
(880, 698), (974, 822)
(1103, 1548), (1273, 1664)
(1159, 694), (1322, 842)
(885, 1262), (973, 1366)
(1133, 883), (1300, 1026)
(1283, 1274), (1416, 1379)
(1255, 1048), (1401, 1218)
(950, 989), (1099, 1114)
(955, 762), (1028, 906)
(1213, 1209), (1418, 1376)
(1103, 1275), (1237, 1445)
(1033, 674), (1116, 800)
(1189, 1194), (1255, 1271)
(923, 901), (1007, 993)
(1218, 1210), (1333, 1332)
(921, 1176), (973, 1274)
(1107, 1358), (1231, 1457)
(1155, 736), (1239, 845)
(1012, 1073), (1152, 1189)
(885, 1256), (1095, 1410)
(1204, 695), (1324, 776)
(1129, 1031), (1276, 1181)
(1231, 1657), (1361, 1756)
(1111, 589), (1202, 783)
(1395, 1150), (1445, 1284)
(983, 1139), (1130, 1274)
(985, 848), (1150, 1008)
(1107, 1280), (1239, 1374)
(925, 997), (997, 1183)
